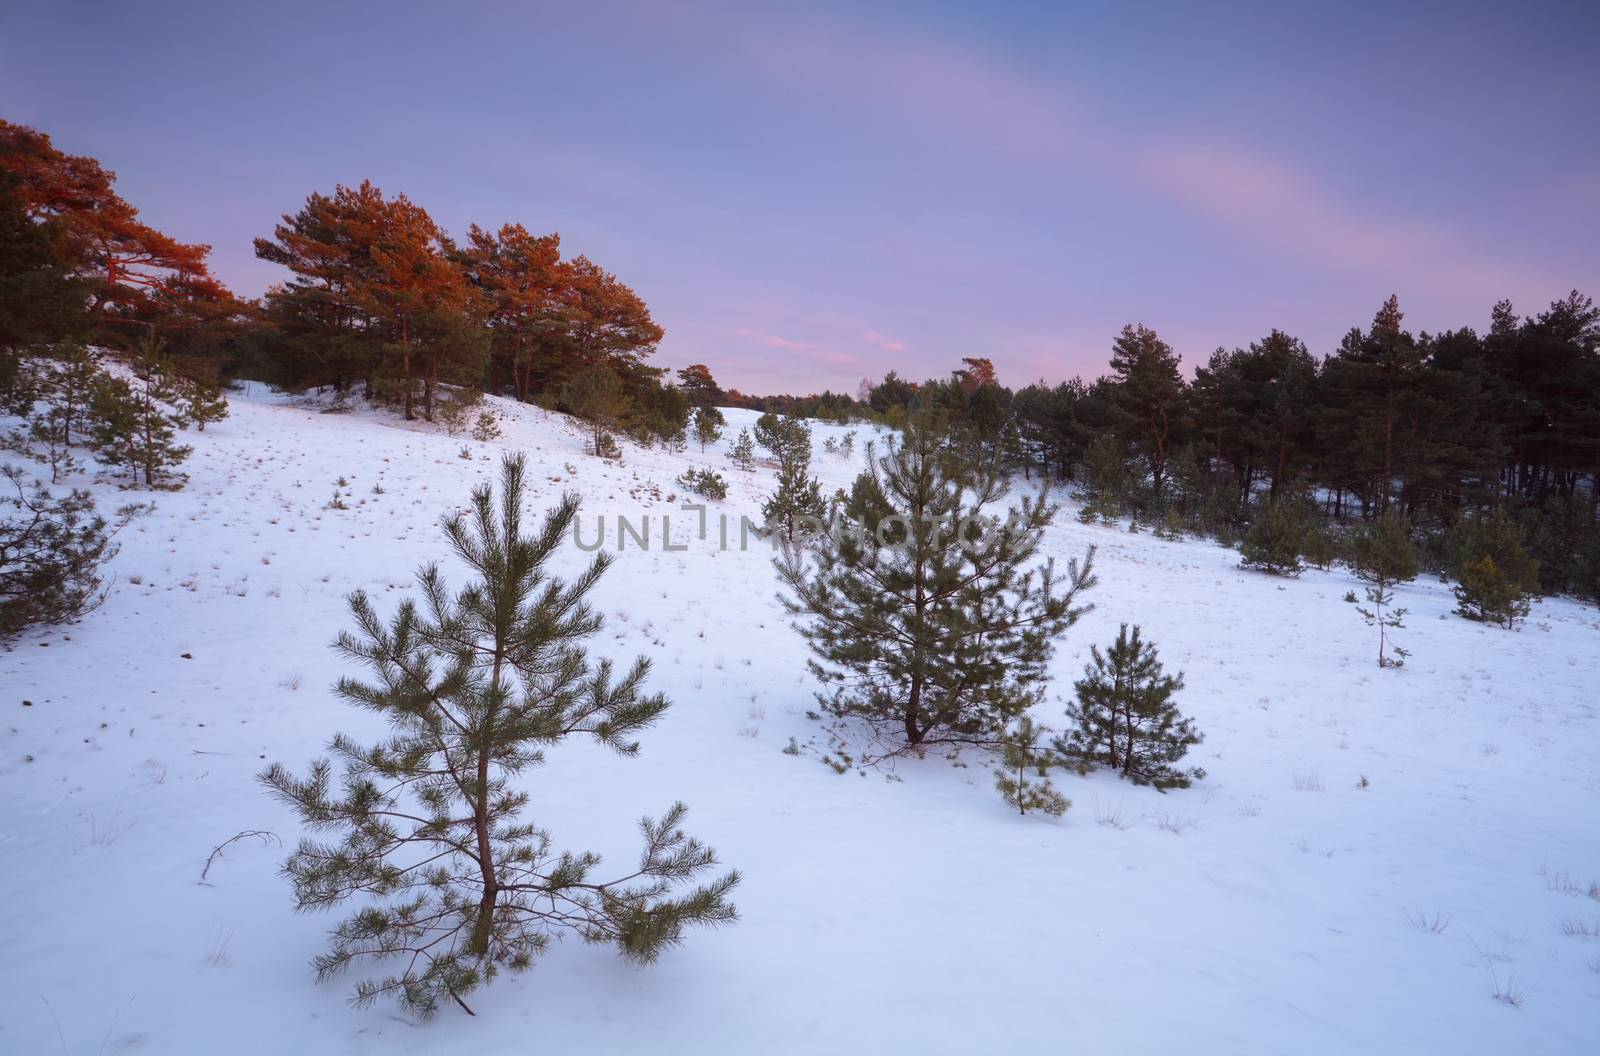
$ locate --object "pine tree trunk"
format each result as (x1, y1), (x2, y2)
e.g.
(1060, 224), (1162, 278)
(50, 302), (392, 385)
(904, 669), (923, 745)
(401, 316), (414, 421)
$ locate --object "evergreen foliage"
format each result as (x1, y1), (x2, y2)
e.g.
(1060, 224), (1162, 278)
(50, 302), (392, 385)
(1239, 497), (1304, 576)
(993, 716), (1069, 817)
(1075, 432), (1130, 524)
(0, 465), (142, 641)
(777, 412), (1096, 760)
(691, 405), (725, 451)
(1054, 624), (1203, 791)
(729, 428), (756, 471)
(756, 414), (826, 540)
(89, 333), (196, 488)
(675, 468), (728, 500)
(1447, 508), (1538, 627)
(260, 456), (737, 1018)
(1351, 510), (1419, 667)
(561, 363), (629, 456)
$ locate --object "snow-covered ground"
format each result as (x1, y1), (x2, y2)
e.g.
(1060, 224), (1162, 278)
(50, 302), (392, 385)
(3, 387), (1598, 1054)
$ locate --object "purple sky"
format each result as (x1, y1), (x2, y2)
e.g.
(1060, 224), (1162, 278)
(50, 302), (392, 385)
(4, 0), (1596, 393)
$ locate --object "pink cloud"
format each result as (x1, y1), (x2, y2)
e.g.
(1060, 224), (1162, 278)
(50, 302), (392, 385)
(733, 327), (813, 351)
(863, 330), (907, 353)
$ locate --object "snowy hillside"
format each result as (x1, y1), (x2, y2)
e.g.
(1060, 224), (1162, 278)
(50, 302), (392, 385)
(3, 388), (1598, 1054)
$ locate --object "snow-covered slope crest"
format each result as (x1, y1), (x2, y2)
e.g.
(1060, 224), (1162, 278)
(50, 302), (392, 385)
(3, 386), (1597, 1054)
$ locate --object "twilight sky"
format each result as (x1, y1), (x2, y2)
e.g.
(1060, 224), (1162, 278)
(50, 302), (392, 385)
(3, 0), (1596, 393)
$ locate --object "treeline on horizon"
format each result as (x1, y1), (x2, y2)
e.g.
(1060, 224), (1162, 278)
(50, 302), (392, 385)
(2, 116), (1597, 605)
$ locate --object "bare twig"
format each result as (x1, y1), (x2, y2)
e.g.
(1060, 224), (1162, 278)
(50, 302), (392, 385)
(200, 829), (279, 881)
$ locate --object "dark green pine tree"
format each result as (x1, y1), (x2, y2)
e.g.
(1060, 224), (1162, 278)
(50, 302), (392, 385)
(1447, 507), (1539, 627)
(1238, 496), (1304, 576)
(261, 455), (738, 1018)
(691, 405), (724, 452)
(1351, 509), (1419, 667)
(729, 428), (756, 471)
(759, 414), (826, 540)
(777, 410), (1096, 761)
(1054, 624), (1204, 791)
(993, 715), (1069, 817)
(89, 332), (194, 488)
(1075, 431), (1131, 524)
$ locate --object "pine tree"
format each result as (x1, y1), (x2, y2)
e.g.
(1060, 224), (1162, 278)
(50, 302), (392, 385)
(0, 465), (143, 641)
(1239, 496), (1304, 576)
(90, 333), (193, 488)
(561, 363), (630, 456)
(174, 356), (230, 431)
(1351, 510), (1419, 667)
(692, 405), (725, 451)
(763, 459), (826, 541)
(1448, 508), (1538, 627)
(993, 716), (1069, 816)
(757, 414), (826, 540)
(729, 429), (756, 471)
(4, 344), (103, 483)
(1107, 324), (1188, 501)
(1054, 624), (1203, 791)
(1075, 432), (1130, 524)
(260, 455), (738, 1018)
(777, 412), (1096, 759)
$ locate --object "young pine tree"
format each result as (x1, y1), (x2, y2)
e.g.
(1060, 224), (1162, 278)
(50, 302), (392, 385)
(1351, 509), (1419, 667)
(561, 363), (630, 457)
(1075, 432), (1130, 525)
(691, 405), (725, 452)
(758, 414), (826, 540)
(174, 356), (230, 431)
(4, 344), (103, 482)
(1054, 624), (1204, 791)
(729, 428), (756, 471)
(90, 337), (195, 488)
(261, 455), (738, 1018)
(1239, 496), (1304, 576)
(777, 411), (1096, 760)
(0, 465), (144, 641)
(993, 715), (1069, 817)
(1447, 508), (1538, 627)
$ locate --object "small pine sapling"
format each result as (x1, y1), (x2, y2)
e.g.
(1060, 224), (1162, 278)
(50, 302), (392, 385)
(471, 410), (502, 443)
(729, 429), (756, 471)
(994, 716), (1069, 817)
(261, 456), (738, 1018)
(174, 357), (230, 431)
(1351, 510), (1419, 667)
(1054, 624), (1204, 791)
(676, 468), (728, 500)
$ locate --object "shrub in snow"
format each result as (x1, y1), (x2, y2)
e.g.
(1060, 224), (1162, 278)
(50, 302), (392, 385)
(778, 410), (1095, 762)
(261, 455), (738, 1018)
(1054, 623), (1204, 791)
(0, 465), (142, 641)
(1447, 508), (1537, 628)
(471, 410), (501, 443)
(676, 468), (728, 500)
(994, 716), (1068, 817)
(1239, 497), (1304, 576)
